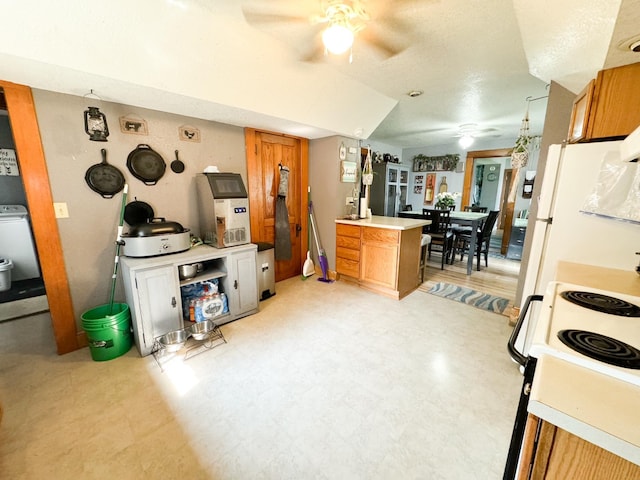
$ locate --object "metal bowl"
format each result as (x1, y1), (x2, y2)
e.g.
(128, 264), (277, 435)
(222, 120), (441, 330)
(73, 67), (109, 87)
(158, 329), (190, 352)
(178, 264), (198, 280)
(190, 320), (214, 340)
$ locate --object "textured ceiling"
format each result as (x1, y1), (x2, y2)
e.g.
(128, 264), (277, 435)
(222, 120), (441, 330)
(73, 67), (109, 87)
(1, 0), (639, 149)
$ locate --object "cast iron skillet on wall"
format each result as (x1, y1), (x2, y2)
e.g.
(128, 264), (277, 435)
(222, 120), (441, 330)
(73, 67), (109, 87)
(85, 148), (126, 198)
(126, 144), (166, 185)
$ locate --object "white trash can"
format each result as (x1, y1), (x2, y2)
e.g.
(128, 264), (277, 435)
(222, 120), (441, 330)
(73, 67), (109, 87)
(0, 259), (13, 292)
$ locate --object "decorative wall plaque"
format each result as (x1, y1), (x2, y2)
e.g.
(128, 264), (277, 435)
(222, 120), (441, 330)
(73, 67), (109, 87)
(179, 125), (201, 142)
(412, 153), (460, 172)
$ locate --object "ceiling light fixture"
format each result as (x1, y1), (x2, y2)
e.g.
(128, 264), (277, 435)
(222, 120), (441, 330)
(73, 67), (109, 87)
(408, 90), (423, 98)
(458, 134), (474, 149)
(323, 23), (354, 54)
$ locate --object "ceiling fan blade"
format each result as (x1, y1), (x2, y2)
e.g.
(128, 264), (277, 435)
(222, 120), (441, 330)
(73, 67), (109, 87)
(359, 25), (407, 58)
(242, 9), (311, 25)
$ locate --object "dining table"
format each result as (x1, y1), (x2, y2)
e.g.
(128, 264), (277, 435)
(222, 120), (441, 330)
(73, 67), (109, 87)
(399, 210), (489, 275)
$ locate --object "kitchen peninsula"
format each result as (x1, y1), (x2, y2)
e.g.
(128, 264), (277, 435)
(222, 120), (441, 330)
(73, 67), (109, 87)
(335, 215), (430, 299)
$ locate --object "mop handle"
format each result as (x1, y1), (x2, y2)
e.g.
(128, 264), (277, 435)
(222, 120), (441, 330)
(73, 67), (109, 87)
(108, 184), (128, 313)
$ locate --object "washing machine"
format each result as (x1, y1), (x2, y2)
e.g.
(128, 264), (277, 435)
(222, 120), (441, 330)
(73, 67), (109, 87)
(0, 205), (41, 281)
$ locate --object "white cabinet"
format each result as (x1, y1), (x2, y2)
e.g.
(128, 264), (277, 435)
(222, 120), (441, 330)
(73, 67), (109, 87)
(370, 163), (410, 217)
(120, 244), (259, 356)
(133, 266), (182, 352)
(228, 250), (259, 318)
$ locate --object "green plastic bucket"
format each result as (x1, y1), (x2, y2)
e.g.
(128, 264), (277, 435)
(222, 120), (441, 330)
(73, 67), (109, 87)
(81, 303), (132, 361)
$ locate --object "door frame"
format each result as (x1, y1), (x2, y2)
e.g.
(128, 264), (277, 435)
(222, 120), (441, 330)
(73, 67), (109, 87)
(1, 80), (80, 354)
(461, 147), (514, 254)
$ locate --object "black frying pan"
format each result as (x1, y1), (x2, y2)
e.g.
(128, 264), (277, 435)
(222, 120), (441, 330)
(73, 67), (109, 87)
(171, 150), (185, 173)
(123, 199), (154, 225)
(126, 144), (166, 185)
(85, 148), (126, 198)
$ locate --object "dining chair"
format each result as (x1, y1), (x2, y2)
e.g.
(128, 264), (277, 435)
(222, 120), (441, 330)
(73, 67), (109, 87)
(452, 210), (500, 271)
(422, 208), (453, 270)
(463, 205), (488, 213)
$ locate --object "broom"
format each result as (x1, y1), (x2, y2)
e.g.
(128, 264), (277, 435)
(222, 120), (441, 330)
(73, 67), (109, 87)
(309, 200), (333, 283)
(301, 187), (315, 279)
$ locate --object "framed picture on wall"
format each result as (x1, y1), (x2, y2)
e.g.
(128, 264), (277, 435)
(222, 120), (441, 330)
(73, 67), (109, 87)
(415, 174), (424, 185)
(340, 160), (357, 182)
(424, 173), (436, 204)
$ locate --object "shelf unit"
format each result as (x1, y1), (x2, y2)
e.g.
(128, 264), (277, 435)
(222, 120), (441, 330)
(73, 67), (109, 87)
(120, 243), (258, 356)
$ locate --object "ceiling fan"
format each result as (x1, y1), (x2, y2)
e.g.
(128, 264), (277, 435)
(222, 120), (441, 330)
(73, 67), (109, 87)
(242, 0), (413, 62)
(454, 124), (500, 148)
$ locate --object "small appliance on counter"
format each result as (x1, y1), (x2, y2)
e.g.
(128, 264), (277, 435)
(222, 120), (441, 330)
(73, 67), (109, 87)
(120, 199), (190, 257)
(195, 172), (251, 248)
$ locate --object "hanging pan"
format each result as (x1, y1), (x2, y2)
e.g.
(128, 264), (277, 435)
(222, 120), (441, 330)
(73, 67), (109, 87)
(123, 198), (154, 226)
(126, 144), (166, 185)
(171, 150), (185, 173)
(85, 148), (126, 198)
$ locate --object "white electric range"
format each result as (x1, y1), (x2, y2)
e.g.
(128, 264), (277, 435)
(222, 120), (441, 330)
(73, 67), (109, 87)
(529, 281), (640, 387)
(505, 279), (640, 476)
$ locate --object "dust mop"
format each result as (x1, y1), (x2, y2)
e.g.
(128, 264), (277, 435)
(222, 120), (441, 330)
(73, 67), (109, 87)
(309, 200), (333, 283)
(302, 187), (315, 279)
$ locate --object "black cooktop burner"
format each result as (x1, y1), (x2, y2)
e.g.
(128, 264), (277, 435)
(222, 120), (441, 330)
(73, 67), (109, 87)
(560, 291), (640, 317)
(558, 329), (640, 369)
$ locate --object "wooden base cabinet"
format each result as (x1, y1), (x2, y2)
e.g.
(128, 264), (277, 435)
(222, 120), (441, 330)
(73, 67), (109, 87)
(517, 414), (640, 480)
(336, 223), (421, 299)
(120, 244), (259, 356)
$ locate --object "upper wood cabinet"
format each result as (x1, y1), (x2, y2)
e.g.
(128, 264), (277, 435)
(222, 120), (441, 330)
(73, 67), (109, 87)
(568, 62), (640, 143)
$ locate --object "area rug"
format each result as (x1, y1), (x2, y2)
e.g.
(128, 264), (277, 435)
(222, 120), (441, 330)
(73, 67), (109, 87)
(424, 282), (510, 315)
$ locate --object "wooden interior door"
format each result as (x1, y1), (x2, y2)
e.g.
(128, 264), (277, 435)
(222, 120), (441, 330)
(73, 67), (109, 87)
(245, 129), (308, 282)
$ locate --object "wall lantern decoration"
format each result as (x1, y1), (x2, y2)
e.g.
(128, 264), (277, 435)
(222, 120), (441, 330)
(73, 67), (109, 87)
(84, 106), (109, 142)
(84, 107), (109, 142)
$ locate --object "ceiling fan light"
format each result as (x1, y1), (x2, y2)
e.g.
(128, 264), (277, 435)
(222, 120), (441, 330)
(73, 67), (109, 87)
(322, 24), (354, 55)
(459, 134), (474, 149)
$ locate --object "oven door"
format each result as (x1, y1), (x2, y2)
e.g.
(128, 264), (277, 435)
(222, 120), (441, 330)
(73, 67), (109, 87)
(503, 294), (544, 480)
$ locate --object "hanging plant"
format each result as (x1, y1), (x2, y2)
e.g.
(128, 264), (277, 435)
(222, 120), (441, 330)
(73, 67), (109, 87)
(362, 148), (374, 185)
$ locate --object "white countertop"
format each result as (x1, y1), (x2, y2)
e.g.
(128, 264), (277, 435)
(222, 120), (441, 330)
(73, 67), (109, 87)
(335, 215), (430, 230)
(529, 354), (640, 465)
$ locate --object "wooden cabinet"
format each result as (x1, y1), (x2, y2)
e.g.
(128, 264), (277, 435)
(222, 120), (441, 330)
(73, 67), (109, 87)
(336, 224), (361, 278)
(120, 244), (258, 356)
(361, 227), (399, 289)
(568, 62), (640, 143)
(517, 415), (640, 480)
(335, 221), (422, 299)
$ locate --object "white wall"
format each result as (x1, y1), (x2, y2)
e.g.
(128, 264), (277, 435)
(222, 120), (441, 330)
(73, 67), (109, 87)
(309, 135), (361, 270)
(403, 136), (520, 214)
(32, 89), (247, 326)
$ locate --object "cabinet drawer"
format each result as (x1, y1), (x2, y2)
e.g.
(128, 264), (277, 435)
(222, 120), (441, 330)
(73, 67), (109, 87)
(336, 224), (361, 238)
(336, 257), (359, 278)
(337, 235), (361, 250)
(337, 246), (360, 261)
(362, 227), (399, 244)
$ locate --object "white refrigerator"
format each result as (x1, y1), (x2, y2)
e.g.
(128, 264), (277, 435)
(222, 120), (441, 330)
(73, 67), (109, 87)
(516, 139), (640, 354)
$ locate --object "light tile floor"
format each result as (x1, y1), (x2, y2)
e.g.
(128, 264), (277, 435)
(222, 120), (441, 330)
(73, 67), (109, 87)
(0, 276), (522, 479)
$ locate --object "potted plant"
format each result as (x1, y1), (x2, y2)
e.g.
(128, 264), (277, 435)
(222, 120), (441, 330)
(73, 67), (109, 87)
(434, 191), (460, 210)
